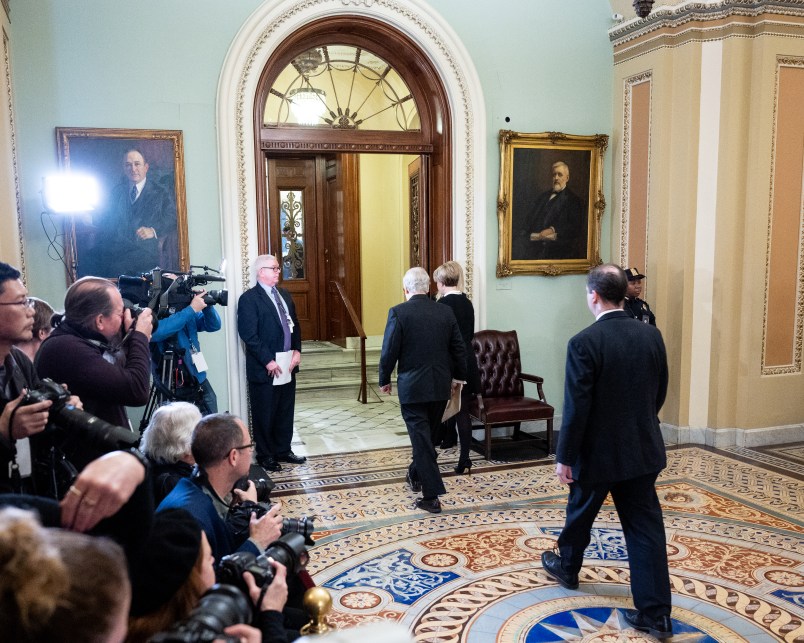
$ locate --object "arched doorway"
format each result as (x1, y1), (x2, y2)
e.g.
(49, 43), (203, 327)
(252, 17), (451, 342)
(217, 0), (487, 416)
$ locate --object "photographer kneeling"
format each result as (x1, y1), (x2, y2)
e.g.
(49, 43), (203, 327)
(158, 413), (309, 636)
(128, 508), (288, 643)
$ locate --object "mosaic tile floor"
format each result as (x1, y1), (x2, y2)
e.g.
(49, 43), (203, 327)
(270, 429), (804, 642)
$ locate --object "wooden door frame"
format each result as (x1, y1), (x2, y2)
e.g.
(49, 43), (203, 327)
(252, 15), (452, 277)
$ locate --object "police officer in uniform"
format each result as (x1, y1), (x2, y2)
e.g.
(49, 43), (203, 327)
(623, 267), (656, 326)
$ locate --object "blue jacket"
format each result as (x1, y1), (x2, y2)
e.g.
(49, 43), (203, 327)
(150, 306), (221, 383)
(157, 477), (259, 562)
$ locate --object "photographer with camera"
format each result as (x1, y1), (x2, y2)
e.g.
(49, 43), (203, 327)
(0, 264), (151, 561)
(128, 508), (289, 643)
(157, 412), (285, 562)
(150, 283), (222, 415)
(36, 276), (152, 470)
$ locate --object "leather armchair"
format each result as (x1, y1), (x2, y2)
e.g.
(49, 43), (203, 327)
(468, 329), (554, 459)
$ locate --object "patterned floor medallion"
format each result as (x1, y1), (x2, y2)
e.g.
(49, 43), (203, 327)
(272, 443), (804, 642)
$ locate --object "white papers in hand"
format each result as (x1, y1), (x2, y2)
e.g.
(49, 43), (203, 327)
(273, 351), (293, 386)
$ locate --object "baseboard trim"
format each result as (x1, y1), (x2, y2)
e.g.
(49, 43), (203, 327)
(659, 422), (803, 448)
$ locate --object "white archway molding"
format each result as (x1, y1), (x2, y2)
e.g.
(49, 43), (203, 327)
(217, 0), (487, 415)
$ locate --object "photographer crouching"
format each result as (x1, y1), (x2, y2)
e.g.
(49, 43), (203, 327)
(36, 275), (152, 471)
(158, 413), (312, 637)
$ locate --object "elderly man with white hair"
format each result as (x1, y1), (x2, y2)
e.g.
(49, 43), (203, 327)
(378, 267), (466, 513)
(140, 401), (202, 504)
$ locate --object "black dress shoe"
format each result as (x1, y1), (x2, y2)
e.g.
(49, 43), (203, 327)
(258, 457), (282, 472)
(405, 471), (422, 493)
(416, 497), (441, 513)
(540, 551), (579, 589)
(622, 609), (673, 640)
(277, 451), (307, 464)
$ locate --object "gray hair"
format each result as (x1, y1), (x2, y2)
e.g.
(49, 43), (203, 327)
(140, 402), (201, 465)
(403, 267), (430, 294)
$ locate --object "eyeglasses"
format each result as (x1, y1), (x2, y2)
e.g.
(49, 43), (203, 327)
(260, 266), (281, 272)
(0, 297), (35, 309)
(233, 442), (255, 451)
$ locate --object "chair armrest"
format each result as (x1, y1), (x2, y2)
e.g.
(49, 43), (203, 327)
(520, 373), (547, 403)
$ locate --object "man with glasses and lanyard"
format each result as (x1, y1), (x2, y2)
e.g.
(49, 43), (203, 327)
(237, 254), (304, 473)
(157, 412), (283, 562)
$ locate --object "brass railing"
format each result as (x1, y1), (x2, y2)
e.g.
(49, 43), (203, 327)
(332, 281), (368, 404)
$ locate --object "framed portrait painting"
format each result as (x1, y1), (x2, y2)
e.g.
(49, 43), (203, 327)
(496, 130), (608, 276)
(55, 127), (189, 281)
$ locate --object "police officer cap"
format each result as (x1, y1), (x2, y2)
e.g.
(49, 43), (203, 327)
(624, 267), (646, 281)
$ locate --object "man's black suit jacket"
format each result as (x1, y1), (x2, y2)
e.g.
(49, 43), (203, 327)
(237, 284), (301, 384)
(556, 310), (668, 484)
(379, 294), (467, 404)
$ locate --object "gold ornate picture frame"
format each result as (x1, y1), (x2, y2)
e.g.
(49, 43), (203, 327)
(56, 127), (189, 281)
(496, 130), (607, 276)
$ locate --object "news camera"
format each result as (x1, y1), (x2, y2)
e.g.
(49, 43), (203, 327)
(118, 265), (228, 320)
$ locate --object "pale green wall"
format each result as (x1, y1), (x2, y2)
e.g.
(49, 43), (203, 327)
(9, 0), (614, 416)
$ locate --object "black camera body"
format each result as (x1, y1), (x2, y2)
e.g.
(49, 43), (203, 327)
(218, 533), (309, 592)
(148, 583), (252, 643)
(118, 265), (228, 320)
(18, 379), (139, 498)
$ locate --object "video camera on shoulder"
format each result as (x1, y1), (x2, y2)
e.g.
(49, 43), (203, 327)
(118, 264), (228, 320)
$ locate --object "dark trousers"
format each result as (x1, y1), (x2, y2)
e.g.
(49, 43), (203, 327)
(198, 378), (218, 415)
(248, 378), (296, 460)
(557, 471), (671, 619)
(401, 400), (448, 500)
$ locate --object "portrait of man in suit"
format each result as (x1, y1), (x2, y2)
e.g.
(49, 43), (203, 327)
(512, 156), (588, 261)
(57, 129), (186, 280)
(378, 267), (466, 514)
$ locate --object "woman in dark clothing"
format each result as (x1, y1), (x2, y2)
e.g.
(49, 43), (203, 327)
(433, 261), (480, 474)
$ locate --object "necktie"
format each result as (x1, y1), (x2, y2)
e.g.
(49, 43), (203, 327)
(272, 287), (291, 351)
(130, 185), (138, 203)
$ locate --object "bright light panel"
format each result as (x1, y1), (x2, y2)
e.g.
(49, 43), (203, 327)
(43, 173), (100, 213)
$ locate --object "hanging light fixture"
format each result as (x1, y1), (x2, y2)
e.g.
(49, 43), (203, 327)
(288, 87), (327, 125)
(633, 0), (655, 18)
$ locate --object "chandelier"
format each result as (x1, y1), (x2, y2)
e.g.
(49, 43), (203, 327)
(288, 87), (327, 125)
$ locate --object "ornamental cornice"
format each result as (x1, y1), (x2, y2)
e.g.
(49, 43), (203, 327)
(610, 0), (804, 47)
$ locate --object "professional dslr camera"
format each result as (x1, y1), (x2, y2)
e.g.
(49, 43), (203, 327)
(149, 534), (309, 643)
(118, 265), (228, 320)
(17, 379), (139, 498)
(228, 477), (316, 547)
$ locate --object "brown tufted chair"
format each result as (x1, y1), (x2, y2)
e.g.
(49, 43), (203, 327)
(468, 329), (554, 459)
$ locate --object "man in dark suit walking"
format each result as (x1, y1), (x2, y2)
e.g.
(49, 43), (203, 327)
(237, 254), (304, 472)
(541, 264), (672, 639)
(379, 267), (466, 514)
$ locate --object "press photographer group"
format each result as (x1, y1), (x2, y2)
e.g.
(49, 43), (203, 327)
(0, 260), (319, 643)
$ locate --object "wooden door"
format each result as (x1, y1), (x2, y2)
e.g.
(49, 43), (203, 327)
(265, 158), (321, 340)
(323, 154), (362, 344)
